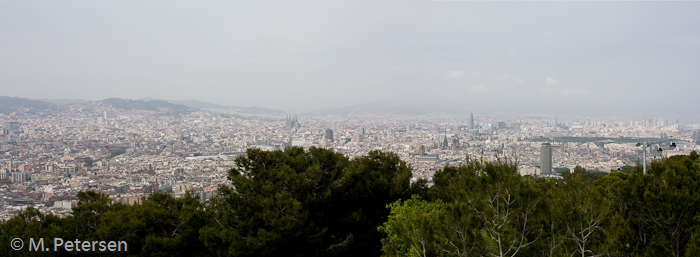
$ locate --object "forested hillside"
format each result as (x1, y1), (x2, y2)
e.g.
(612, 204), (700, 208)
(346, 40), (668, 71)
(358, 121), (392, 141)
(2, 148), (699, 257)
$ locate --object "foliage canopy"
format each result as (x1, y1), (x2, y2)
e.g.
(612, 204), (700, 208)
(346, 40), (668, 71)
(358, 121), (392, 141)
(3, 149), (700, 257)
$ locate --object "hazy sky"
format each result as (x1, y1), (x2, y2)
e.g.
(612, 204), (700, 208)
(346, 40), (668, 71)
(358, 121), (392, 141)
(1, 1), (699, 117)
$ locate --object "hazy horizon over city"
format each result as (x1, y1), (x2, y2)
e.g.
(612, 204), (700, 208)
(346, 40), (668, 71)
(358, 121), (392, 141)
(3, 1), (700, 254)
(2, 94), (698, 124)
(2, 1), (698, 120)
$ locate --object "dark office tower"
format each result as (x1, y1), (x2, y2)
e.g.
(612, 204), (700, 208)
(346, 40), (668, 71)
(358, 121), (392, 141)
(9, 122), (19, 133)
(540, 143), (553, 175)
(442, 135), (448, 149)
(469, 113), (475, 130)
(362, 127), (365, 136)
(325, 129), (333, 141)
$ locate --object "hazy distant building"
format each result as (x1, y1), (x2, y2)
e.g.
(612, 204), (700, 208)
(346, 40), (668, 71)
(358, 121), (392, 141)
(352, 134), (363, 143)
(694, 130), (700, 144)
(540, 143), (553, 175)
(104, 111), (117, 119)
(498, 122), (507, 129)
(352, 128), (365, 143)
(417, 154), (439, 163)
(9, 122), (20, 133)
(469, 113), (475, 130)
(285, 114), (301, 129)
(325, 129), (333, 141)
(291, 138), (305, 147)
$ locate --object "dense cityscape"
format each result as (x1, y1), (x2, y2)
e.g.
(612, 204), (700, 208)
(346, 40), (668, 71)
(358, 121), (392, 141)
(2, 99), (699, 221)
(2, 0), (699, 255)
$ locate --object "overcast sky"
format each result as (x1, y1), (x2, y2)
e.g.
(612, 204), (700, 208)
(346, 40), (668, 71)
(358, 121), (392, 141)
(1, 1), (698, 118)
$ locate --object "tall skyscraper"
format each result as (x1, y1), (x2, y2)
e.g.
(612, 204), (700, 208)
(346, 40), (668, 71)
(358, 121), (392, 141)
(540, 143), (553, 175)
(469, 113), (475, 130)
(325, 129), (333, 141)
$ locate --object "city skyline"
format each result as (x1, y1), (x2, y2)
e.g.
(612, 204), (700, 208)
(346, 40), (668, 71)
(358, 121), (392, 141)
(1, 95), (698, 125)
(1, 1), (699, 119)
(1, 102), (697, 256)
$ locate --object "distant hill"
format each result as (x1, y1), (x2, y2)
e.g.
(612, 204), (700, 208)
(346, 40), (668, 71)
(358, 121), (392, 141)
(40, 98), (85, 105)
(3, 96), (287, 116)
(300, 101), (458, 116)
(163, 99), (287, 115)
(100, 98), (193, 114)
(166, 99), (228, 109)
(223, 106), (287, 115)
(0, 96), (53, 114)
